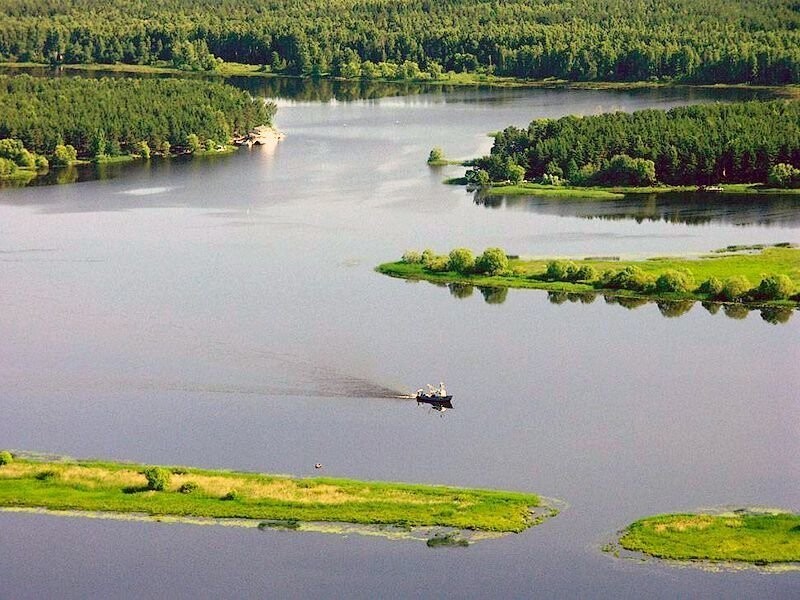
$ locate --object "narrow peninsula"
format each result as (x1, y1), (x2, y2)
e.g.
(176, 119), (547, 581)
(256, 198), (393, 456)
(0, 453), (552, 538)
(617, 510), (800, 565)
(377, 244), (800, 313)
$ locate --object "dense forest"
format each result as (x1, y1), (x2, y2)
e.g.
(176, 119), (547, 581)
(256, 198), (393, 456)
(476, 100), (800, 186)
(0, 75), (275, 158)
(1, 0), (799, 84)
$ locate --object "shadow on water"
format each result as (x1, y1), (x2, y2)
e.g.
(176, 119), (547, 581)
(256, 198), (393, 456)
(437, 281), (795, 324)
(476, 191), (800, 228)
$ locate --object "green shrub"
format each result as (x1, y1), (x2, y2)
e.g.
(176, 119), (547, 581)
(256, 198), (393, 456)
(476, 247), (508, 275)
(573, 264), (598, 281)
(142, 466), (171, 491)
(756, 274), (795, 300)
(137, 141), (151, 159)
(178, 481), (199, 494)
(545, 260), (577, 281)
(427, 147), (444, 163)
(697, 277), (724, 296)
(421, 248), (436, 267)
(0, 157), (16, 177)
(159, 141), (171, 156)
(448, 248), (475, 273)
(53, 144), (77, 166)
(720, 275), (752, 301)
(35, 470), (59, 481)
(34, 154), (49, 170)
(767, 163), (800, 188)
(427, 255), (450, 272)
(401, 250), (422, 264)
(655, 269), (695, 293)
(186, 133), (201, 153)
(222, 489), (240, 501)
(0, 450), (13, 466)
(603, 266), (655, 292)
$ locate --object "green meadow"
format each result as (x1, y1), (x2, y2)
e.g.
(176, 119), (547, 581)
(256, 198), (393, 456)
(0, 456), (546, 533)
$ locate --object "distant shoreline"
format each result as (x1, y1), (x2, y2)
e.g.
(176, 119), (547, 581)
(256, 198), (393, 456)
(3, 61), (799, 96)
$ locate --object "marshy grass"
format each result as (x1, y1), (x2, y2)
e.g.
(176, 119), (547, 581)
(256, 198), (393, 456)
(619, 511), (800, 564)
(0, 456), (545, 533)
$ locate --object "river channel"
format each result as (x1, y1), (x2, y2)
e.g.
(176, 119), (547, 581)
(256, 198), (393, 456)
(0, 78), (798, 598)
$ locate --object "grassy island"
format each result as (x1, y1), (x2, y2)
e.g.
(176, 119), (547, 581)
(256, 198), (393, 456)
(378, 245), (800, 309)
(0, 454), (547, 534)
(618, 511), (800, 564)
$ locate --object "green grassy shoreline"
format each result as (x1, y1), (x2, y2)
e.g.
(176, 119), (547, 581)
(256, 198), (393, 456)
(0, 455), (547, 533)
(482, 182), (800, 199)
(618, 511), (800, 564)
(377, 246), (800, 309)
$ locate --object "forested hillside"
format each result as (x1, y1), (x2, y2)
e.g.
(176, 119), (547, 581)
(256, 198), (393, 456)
(0, 75), (275, 158)
(1, 0), (799, 84)
(478, 100), (800, 186)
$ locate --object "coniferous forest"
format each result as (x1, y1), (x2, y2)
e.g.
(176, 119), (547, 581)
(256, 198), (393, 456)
(1, 0), (799, 84)
(478, 100), (800, 186)
(0, 75), (275, 158)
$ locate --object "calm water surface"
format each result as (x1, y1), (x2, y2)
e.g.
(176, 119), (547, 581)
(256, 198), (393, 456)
(1, 84), (799, 598)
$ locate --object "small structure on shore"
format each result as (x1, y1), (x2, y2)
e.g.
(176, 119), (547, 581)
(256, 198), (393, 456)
(234, 125), (285, 147)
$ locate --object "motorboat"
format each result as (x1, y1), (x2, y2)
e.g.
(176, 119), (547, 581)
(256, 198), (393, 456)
(416, 383), (453, 409)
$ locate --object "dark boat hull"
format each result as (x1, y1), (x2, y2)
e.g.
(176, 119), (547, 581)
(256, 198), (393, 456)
(416, 393), (453, 409)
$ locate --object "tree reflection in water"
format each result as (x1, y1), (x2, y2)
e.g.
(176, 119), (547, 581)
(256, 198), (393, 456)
(434, 282), (792, 323)
(448, 282), (474, 299)
(478, 286), (508, 304)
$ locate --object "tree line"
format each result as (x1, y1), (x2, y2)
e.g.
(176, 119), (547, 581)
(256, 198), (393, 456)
(0, 75), (275, 158)
(478, 100), (800, 186)
(1, 0), (799, 84)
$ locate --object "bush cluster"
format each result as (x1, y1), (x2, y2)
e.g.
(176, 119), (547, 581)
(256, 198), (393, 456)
(402, 247), (509, 275)
(0, 450), (13, 466)
(0, 138), (48, 175)
(767, 163), (800, 189)
(142, 466), (171, 491)
(654, 269), (695, 293)
(404, 250), (796, 305)
(544, 260), (597, 282)
(178, 481), (199, 494)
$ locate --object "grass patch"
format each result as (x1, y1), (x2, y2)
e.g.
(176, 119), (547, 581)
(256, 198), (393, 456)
(93, 154), (137, 165)
(377, 245), (800, 308)
(619, 511), (800, 564)
(485, 183), (624, 199)
(481, 182), (800, 199)
(0, 456), (545, 533)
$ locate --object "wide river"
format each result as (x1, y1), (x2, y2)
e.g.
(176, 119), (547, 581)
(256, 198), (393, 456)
(0, 79), (798, 598)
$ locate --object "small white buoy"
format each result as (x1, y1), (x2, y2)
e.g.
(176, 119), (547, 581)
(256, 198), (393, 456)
(314, 463), (323, 469)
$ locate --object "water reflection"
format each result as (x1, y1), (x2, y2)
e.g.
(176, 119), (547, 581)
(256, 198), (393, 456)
(441, 282), (795, 323)
(447, 283), (510, 304)
(759, 306), (795, 324)
(0, 65), (781, 104)
(477, 191), (800, 228)
(479, 286), (508, 304)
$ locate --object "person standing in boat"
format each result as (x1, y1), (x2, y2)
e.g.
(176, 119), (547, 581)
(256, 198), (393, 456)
(438, 382), (447, 397)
